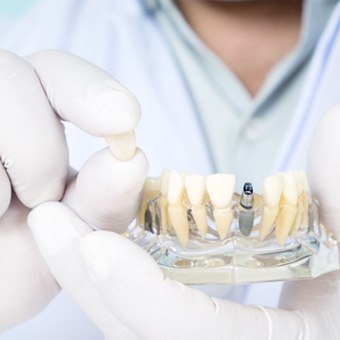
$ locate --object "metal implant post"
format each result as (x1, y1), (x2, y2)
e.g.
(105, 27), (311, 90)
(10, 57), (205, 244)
(239, 182), (255, 236)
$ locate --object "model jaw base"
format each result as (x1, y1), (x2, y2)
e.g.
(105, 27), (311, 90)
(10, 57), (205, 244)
(126, 170), (340, 285)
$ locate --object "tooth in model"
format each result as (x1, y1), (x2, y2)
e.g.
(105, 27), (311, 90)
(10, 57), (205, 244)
(160, 170), (170, 233)
(106, 130), (136, 161)
(167, 171), (189, 246)
(276, 172), (298, 246)
(206, 173), (235, 239)
(138, 177), (161, 226)
(259, 174), (283, 240)
(185, 174), (207, 236)
(297, 171), (310, 231)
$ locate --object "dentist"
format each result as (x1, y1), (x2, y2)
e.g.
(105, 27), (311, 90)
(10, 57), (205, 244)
(1, 0), (340, 339)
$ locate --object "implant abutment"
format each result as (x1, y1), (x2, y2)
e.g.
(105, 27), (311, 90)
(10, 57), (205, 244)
(239, 182), (255, 236)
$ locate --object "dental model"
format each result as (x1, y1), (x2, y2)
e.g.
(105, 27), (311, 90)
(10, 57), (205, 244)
(129, 169), (339, 285)
(138, 170), (314, 246)
(139, 171), (311, 246)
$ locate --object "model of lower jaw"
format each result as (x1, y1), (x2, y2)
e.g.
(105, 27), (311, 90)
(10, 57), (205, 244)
(140, 170), (311, 247)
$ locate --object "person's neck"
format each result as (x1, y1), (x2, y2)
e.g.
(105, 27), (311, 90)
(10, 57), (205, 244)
(176, 0), (303, 96)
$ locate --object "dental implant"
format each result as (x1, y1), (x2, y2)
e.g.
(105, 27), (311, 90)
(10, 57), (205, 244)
(239, 182), (255, 236)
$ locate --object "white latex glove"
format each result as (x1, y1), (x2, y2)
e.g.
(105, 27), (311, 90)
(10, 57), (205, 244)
(0, 49), (147, 333)
(28, 105), (340, 340)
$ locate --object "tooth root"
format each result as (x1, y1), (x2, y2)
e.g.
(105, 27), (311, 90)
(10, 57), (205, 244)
(106, 130), (136, 161)
(290, 201), (302, 236)
(213, 207), (233, 240)
(160, 196), (168, 233)
(259, 206), (279, 240)
(300, 192), (309, 230)
(191, 205), (208, 236)
(168, 205), (189, 246)
(275, 204), (297, 246)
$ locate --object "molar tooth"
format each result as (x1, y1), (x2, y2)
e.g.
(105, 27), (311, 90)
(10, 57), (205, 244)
(275, 172), (298, 246)
(207, 173), (235, 239)
(167, 171), (189, 246)
(260, 175), (283, 240)
(138, 177), (160, 226)
(185, 174), (207, 236)
(106, 130), (136, 161)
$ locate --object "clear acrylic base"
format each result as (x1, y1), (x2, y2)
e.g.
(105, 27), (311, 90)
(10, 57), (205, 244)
(127, 197), (340, 285)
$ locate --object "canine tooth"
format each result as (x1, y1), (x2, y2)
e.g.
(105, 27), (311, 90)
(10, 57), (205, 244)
(206, 173), (235, 208)
(106, 130), (136, 161)
(167, 172), (189, 245)
(168, 205), (189, 246)
(185, 174), (207, 236)
(214, 208), (233, 239)
(275, 172), (298, 246)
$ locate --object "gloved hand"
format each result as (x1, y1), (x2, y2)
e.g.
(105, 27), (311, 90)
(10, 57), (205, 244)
(28, 105), (340, 340)
(0, 49), (147, 333)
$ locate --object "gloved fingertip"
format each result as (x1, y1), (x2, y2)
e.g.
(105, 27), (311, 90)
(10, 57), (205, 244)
(28, 202), (90, 256)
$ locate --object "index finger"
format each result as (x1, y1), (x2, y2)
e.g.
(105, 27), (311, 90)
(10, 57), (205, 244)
(28, 50), (141, 160)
